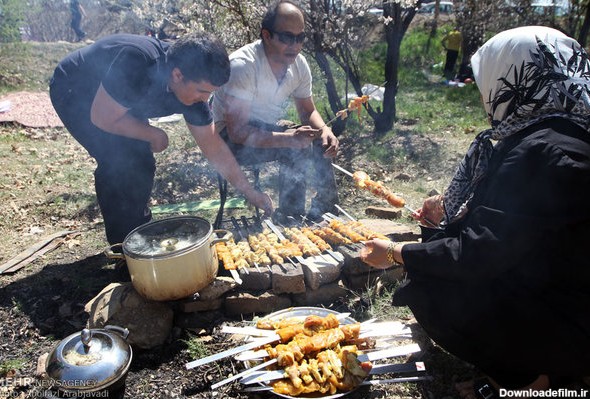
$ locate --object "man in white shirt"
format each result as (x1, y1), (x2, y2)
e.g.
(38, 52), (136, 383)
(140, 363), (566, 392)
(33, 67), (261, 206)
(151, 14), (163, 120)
(212, 0), (339, 223)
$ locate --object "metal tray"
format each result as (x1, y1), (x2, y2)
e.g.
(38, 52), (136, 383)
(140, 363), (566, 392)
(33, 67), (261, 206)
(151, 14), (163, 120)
(246, 306), (360, 399)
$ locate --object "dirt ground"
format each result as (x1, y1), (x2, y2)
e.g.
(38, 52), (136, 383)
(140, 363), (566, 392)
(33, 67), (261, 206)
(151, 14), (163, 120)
(0, 103), (473, 399)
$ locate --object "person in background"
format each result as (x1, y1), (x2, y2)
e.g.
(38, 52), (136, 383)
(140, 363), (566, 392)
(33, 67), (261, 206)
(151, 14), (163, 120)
(50, 32), (273, 246)
(441, 27), (462, 80)
(212, 0), (339, 224)
(69, 0), (87, 42)
(361, 26), (590, 398)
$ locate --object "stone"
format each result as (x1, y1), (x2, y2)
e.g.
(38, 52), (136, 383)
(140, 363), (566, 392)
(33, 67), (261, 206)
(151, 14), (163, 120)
(271, 263), (306, 294)
(365, 206), (403, 220)
(36, 353), (48, 378)
(338, 246), (373, 276)
(224, 291), (292, 317)
(292, 281), (349, 307)
(175, 310), (225, 330)
(196, 276), (237, 301)
(300, 255), (342, 290)
(85, 283), (174, 349)
(239, 266), (272, 291)
(178, 298), (224, 313)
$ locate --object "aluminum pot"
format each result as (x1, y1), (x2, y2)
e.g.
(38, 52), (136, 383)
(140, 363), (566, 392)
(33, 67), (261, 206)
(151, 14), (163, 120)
(119, 216), (230, 301)
(45, 325), (132, 399)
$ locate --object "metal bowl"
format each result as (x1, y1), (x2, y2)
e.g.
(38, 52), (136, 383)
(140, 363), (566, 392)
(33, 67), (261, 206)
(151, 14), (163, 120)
(248, 307), (359, 399)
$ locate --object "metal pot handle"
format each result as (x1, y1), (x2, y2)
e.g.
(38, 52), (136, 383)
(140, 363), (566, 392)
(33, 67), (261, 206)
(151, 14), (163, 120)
(104, 243), (125, 260)
(211, 229), (232, 246)
(105, 325), (130, 340)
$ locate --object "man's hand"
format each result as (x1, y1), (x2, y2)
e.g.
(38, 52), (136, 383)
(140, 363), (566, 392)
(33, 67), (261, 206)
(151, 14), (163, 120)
(246, 190), (274, 216)
(288, 126), (320, 149)
(148, 127), (169, 153)
(320, 128), (339, 158)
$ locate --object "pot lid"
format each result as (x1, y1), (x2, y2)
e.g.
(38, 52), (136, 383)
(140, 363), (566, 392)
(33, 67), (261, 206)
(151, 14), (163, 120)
(123, 216), (212, 258)
(45, 326), (132, 391)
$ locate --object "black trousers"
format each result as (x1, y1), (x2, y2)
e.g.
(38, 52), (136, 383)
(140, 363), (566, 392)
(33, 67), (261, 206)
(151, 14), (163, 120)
(443, 49), (459, 79)
(50, 78), (154, 245)
(70, 13), (85, 41)
(221, 123), (338, 217)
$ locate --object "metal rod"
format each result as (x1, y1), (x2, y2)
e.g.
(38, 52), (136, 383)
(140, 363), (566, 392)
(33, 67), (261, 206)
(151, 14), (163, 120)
(335, 204), (355, 221)
(331, 162), (354, 177)
(404, 205), (439, 228)
(211, 358), (278, 389)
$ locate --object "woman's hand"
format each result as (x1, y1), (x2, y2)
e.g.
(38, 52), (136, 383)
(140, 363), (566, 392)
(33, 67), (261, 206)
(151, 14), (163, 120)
(359, 238), (395, 269)
(413, 194), (444, 226)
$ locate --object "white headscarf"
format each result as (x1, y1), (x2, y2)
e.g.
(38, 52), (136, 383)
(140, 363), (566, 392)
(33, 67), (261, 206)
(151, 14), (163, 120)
(442, 26), (590, 224)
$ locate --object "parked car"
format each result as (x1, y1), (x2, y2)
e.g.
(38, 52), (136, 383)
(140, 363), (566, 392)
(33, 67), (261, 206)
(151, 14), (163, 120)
(367, 7), (383, 17)
(418, 1), (454, 14)
(531, 3), (567, 17)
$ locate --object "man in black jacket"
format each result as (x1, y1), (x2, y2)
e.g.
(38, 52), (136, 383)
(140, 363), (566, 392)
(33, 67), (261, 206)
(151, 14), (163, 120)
(50, 33), (273, 245)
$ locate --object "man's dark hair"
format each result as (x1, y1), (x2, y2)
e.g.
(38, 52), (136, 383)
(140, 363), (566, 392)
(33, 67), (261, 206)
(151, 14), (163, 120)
(260, 0), (305, 39)
(167, 32), (230, 86)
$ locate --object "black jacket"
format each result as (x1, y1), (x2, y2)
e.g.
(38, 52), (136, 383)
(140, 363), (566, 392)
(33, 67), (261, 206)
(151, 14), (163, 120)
(395, 118), (590, 381)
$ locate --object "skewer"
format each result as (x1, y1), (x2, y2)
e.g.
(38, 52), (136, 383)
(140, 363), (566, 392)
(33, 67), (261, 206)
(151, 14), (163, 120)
(331, 163), (440, 227)
(230, 216), (261, 273)
(335, 204), (355, 221)
(331, 162), (353, 177)
(210, 358), (278, 389)
(402, 204), (439, 229)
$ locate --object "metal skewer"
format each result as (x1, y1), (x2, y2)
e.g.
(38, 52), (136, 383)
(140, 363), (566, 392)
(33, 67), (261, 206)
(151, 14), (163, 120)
(335, 204), (355, 221)
(331, 162), (353, 177)
(231, 216), (261, 273)
(331, 163), (440, 228)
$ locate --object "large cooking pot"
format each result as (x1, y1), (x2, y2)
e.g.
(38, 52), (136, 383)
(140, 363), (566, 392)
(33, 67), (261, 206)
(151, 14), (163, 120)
(116, 216), (230, 301)
(45, 325), (132, 399)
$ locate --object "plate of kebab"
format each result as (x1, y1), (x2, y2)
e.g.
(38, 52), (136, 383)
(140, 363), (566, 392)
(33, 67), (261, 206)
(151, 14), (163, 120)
(229, 307), (427, 398)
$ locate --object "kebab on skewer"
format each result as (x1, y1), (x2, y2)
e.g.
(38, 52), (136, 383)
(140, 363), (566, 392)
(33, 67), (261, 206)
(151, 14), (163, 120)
(328, 220), (366, 243)
(215, 238), (250, 270)
(255, 313), (371, 396)
(345, 221), (390, 241)
(352, 170), (406, 208)
(299, 227), (332, 252)
(312, 226), (353, 246)
(282, 227), (322, 257)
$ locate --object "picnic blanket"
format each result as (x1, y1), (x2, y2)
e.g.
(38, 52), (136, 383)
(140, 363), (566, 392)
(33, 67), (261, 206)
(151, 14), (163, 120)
(0, 91), (63, 128)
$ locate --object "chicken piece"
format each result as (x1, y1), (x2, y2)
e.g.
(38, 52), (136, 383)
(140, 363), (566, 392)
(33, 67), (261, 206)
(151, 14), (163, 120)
(328, 220), (365, 242)
(347, 221), (390, 240)
(271, 378), (332, 396)
(284, 364), (303, 388)
(313, 227), (353, 245)
(340, 322), (361, 340)
(215, 242), (235, 270)
(303, 313), (339, 331)
(301, 227), (333, 251)
(256, 315), (304, 330)
(352, 170), (406, 207)
(294, 327), (345, 354)
(298, 359), (313, 385)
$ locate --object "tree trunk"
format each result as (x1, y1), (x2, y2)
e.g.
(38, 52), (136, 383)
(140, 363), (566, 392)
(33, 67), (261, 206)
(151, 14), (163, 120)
(578, 0), (590, 47)
(314, 50), (346, 135)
